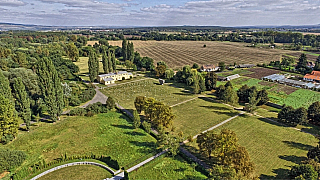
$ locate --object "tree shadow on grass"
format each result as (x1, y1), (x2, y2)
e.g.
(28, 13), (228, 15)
(178, 175), (208, 180)
(282, 141), (314, 151)
(257, 117), (288, 128)
(259, 168), (290, 180)
(174, 167), (188, 172)
(111, 124), (133, 130)
(279, 155), (307, 164)
(124, 131), (146, 136)
(199, 105), (231, 111)
(173, 92), (194, 96)
(129, 141), (157, 154)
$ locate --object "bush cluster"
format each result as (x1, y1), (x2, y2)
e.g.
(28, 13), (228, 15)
(0, 148), (26, 173)
(69, 98), (115, 116)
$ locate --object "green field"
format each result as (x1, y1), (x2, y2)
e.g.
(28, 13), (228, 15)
(278, 89), (320, 108)
(100, 79), (197, 110)
(38, 165), (113, 180)
(184, 114), (318, 179)
(129, 155), (207, 180)
(172, 97), (239, 138)
(4, 112), (157, 170)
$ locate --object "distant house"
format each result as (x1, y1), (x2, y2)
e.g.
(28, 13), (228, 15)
(200, 64), (219, 72)
(226, 74), (240, 81)
(304, 71), (320, 82)
(307, 62), (315, 69)
(237, 64), (255, 68)
(97, 71), (133, 85)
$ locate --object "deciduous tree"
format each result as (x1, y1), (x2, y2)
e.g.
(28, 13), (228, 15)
(66, 43), (79, 62)
(12, 77), (31, 130)
(133, 110), (141, 129)
(205, 71), (217, 90)
(308, 101), (320, 124)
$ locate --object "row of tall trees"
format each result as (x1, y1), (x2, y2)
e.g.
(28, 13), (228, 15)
(102, 49), (116, 74)
(278, 101), (320, 126)
(122, 39), (134, 62)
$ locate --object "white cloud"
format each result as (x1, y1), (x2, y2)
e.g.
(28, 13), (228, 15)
(0, 0), (26, 6)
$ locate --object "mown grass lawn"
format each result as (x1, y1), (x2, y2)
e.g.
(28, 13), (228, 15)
(4, 112), (157, 170)
(129, 155), (207, 180)
(100, 79), (197, 110)
(37, 165), (113, 180)
(184, 114), (318, 179)
(172, 97), (239, 138)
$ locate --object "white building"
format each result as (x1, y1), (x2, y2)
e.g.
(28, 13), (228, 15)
(97, 71), (133, 85)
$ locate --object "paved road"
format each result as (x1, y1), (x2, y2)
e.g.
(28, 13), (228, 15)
(127, 150), (168, 173)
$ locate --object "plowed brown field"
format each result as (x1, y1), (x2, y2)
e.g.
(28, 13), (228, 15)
(108, 40), (294, 69)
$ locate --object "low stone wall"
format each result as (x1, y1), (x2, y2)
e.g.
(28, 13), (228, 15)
(30, 161), (115, 180)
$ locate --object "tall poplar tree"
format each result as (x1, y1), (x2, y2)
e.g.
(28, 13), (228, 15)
(108, 50), (113, 73)
(111, 50), (117, 73)
(12, 77), (31, 130)
(88, 50), (98, 82)
(37, 58), (64, 122)
(102, 50), (109, 74)
(127, 42), (134, 62)
(0, 94), (18, 143)
(122, 39), (128, 61)
(0, 71), (18, 143)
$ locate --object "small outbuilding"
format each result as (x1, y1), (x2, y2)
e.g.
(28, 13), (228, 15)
(226, 74), (240, 81)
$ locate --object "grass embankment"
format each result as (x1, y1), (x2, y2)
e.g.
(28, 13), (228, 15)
(172, 97), (238, 138)
(4, 112), (157, 169)
(100, 79), (197, 110)
(37, 165), (113, 180)
(129, 155), (207, 180)
(184, 114), (318, 179)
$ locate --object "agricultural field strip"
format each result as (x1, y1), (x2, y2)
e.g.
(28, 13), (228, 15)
(182, 111), (245, 144)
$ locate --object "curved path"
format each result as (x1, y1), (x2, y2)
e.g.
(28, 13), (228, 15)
(30, 161), (115, 180)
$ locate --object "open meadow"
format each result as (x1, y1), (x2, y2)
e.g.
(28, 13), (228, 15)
(129, 155), (207, 180)
(172, 97), (239, 138)
(38, 165), (113, 180)
(100, 79), (198, 110)
(183, 114), (318, 179)
(108, 40), (294, 69)
(4, 112), (157, 174)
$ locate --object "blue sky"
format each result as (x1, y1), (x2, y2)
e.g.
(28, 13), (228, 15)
(0, 0), (319, 26)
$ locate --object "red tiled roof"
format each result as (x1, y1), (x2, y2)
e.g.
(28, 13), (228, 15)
(304, 71), (320, 81)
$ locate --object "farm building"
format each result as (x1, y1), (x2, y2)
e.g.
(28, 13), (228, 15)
(200, 64), (219, 72)
(237, 64), (255, 68)
(303, 71), (320, 82)
(218, 76), (227, 81)
(307, 62), (315, 69)
(226, 74), (240, 81)
(97, 71), (133, 85)
(263, 74), (319, 89)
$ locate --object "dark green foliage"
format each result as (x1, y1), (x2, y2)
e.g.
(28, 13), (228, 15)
(122, 39), (128, 61)
(142, 121), (151, 134)
(216, 82), (238, 105)
(106, 97), (115, 110)
(66, 43), (79, 62)
(296, 53), (308, 69)
(79, 87), (96, 103)
(278, 105), (307, 126)
(88, 50), (99, 82)
(0, 148), (26, 173)
(12, 77), (31, 130)
(111, 50), (116, 72)
(289, 164), (318, 180)
(205, 71), (217, 90)
(165, 69), (174, 79)
(192, 63), (199, 69)
(134, 96), (146, 114)
(199, 76), (206, 93)
(36, 57), (64, 121)
(127, 42), (134, 62)
(108, 50), (113, 73)
(278, 105), (295, 123)
(69, 108), (87, 116)
(124, 170), (129, 180)
(307, 143), (320, 162)
(294, 107), (308, 125)
(133, 110), (141, 129)
(257, 89), (269, 106)
(218, 62), (225, 71)
(134, 56), (154, 71)
(157, 128), (181, 156)
(102, 50), (109, 74)
(0, 70), (13, 102)
(308, 101), (320, 124)
(85, 102), (102, 115)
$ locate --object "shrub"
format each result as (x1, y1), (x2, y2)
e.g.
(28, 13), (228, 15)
(69, 108), (86, 116)
(69, 95), (81, 106)
(142, 121), (151, 134)
(0, 148), (26, 173)
(85, 102), (102, 114)
(106, 97), (116, 110)
(86, 111), (94, 117)
(79, 88), (96, 103)
(1, 135), (14, 145)
(289, 164), (318, 180)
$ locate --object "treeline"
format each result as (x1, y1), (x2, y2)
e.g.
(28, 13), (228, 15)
(278, 101), (320, 127)
(216, 82), (269, 112)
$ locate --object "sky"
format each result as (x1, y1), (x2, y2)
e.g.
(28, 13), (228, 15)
(0, 0), (319, 27)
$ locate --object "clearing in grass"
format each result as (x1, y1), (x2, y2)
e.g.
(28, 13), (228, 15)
(172, 97), (239, 138)
(4, 112), (157, 172)
(100, 79), (197, 110)
(37, 165), (113, 180)
(129, 155), (207, 180)
(183, 114), (318, 179)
